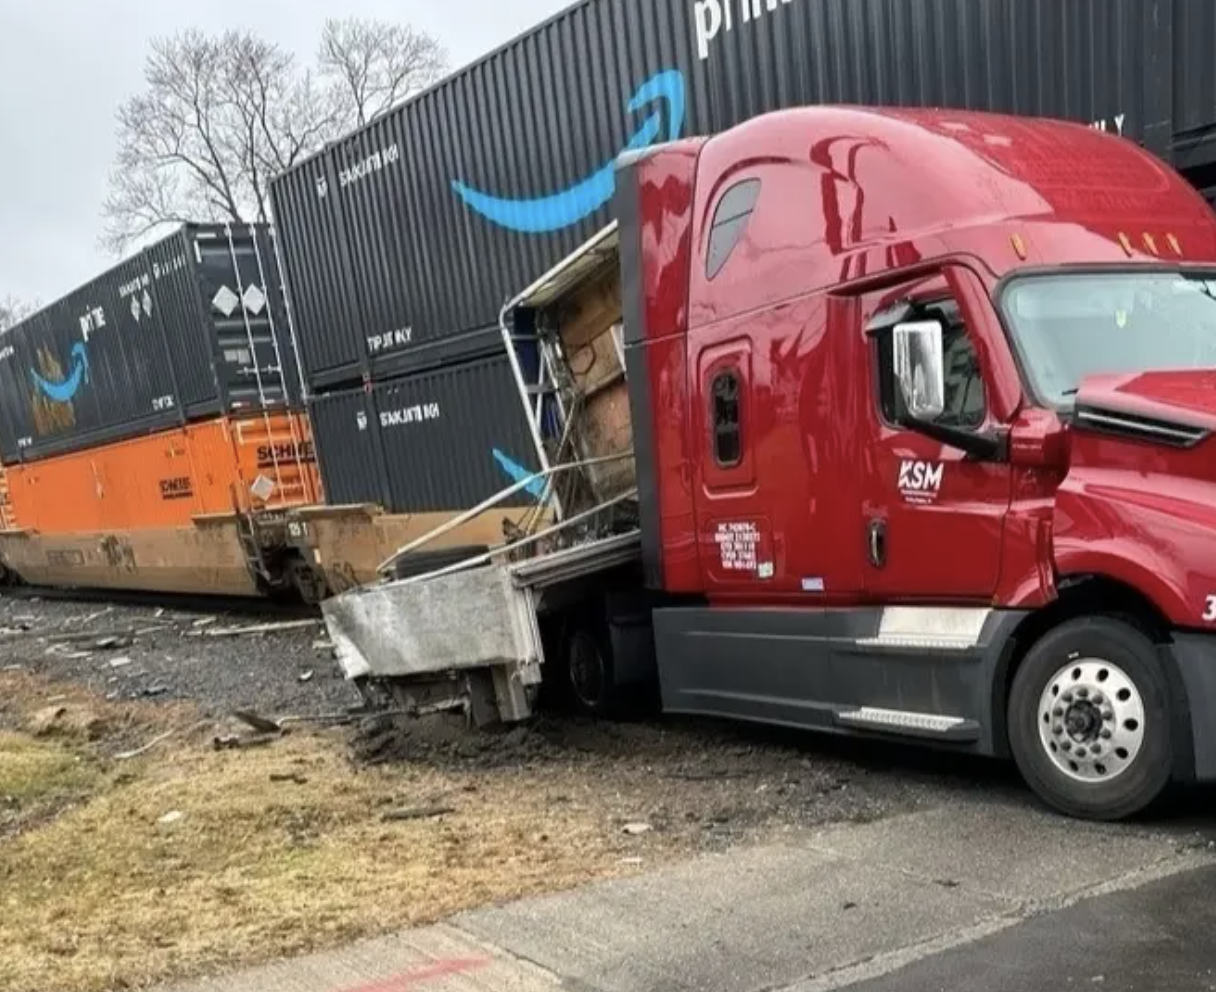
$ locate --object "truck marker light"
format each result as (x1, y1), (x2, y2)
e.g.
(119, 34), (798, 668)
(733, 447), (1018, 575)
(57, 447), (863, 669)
(1167, 233), (1183, 257)
(1142, 232), (1159, 256)
(1010, 234), (1027, 260)
(1117, 233), (1134, 257)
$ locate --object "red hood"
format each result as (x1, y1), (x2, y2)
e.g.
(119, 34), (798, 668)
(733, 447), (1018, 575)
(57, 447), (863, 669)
(1052, 369), (1216, 629)
(1074, 371), (1216, 431)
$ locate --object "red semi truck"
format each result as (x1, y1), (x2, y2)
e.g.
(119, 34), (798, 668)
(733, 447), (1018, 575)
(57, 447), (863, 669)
(325, 105), (1216, 822)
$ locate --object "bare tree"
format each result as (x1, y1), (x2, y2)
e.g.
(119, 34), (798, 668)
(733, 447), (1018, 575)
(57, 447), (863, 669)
(0, 296), (36, 332)
(102, 20), (448, 254)
(319, 18), (448, 126)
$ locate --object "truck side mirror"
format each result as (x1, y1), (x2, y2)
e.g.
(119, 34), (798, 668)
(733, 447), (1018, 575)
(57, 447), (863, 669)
(892, 321), (946, 423)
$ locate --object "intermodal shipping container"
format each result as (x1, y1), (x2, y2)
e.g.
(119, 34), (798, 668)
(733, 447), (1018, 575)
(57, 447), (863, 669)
(3, 411), (319, 536)
(271, 0), (1215, 393)
(309, 354), (540, 513)
(0, 223), (303, 464)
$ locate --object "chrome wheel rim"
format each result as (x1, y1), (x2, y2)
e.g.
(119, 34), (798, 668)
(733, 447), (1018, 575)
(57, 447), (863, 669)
(1037, 658), (1145, 783)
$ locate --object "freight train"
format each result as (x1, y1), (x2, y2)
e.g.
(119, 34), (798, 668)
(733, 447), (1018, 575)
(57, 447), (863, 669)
(2, 0), (1215, 603)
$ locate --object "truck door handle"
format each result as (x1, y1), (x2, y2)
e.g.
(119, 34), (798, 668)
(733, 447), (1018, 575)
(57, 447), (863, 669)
(868, 520), (887, 569)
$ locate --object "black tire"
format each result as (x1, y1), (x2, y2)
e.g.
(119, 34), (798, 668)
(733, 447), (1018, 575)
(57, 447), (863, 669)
(1008, 617), (1174, 821)
(566, 622), (618, 718)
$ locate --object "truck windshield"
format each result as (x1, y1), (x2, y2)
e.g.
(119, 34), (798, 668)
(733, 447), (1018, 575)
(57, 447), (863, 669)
(1000, 270), (1216, 406)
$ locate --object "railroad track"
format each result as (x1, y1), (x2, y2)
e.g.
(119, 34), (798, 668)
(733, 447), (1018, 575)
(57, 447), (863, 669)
(0, 583), (321, 620)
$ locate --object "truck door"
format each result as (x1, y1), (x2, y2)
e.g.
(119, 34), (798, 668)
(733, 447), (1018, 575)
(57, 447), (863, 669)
(861, 266), (1013, 600)
(688, 293), (865, 601)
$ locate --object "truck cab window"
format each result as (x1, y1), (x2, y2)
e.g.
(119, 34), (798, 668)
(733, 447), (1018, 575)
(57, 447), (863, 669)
(879, 299), (987, 430)
(706, 179), (761, 280)
(711, 369), (743, 466)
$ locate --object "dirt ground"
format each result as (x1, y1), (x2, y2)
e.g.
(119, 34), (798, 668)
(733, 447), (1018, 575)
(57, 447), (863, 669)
(0, 592), (982, 992)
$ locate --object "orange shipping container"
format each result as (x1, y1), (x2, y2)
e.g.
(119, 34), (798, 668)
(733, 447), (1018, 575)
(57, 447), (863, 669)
(4, 411), (320, 535)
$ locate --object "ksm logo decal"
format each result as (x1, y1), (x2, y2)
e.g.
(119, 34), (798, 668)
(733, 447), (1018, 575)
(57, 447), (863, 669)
(32, 342), (89, 403)
(450, 70), (686, 234)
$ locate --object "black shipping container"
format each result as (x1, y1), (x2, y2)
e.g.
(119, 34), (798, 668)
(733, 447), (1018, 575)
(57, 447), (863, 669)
(0, 223), (302, 463)
(309, 354), (541, 514)
(271, 0), (1216, 393)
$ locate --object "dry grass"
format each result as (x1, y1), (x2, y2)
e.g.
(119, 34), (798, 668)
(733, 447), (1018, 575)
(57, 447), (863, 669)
(0, 732), (100, 829)
(0, 672), (661, 992)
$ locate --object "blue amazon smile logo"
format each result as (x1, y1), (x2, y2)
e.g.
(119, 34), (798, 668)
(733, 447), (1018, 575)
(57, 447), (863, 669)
(451, 69), (687, 234)
(32, 342), (89, 403)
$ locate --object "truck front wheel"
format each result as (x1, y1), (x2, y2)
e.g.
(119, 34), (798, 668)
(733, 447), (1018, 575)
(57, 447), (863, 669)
(1001, 620), (1172, 821)
(1008, 617), (1173, 821)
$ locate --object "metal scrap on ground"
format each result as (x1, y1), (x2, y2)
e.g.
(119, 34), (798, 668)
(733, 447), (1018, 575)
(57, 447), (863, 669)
(201, 619), (321, 639)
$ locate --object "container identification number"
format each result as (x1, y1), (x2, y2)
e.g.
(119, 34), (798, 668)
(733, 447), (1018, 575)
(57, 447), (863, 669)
(380, 402), (441, 429)
(331, 142), (401, 194)
(152, 395), (176, 412)
(367, 327), (414, 355)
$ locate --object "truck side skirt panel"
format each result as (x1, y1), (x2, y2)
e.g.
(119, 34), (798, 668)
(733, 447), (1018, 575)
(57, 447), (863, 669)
(652, 605), (1029, 756)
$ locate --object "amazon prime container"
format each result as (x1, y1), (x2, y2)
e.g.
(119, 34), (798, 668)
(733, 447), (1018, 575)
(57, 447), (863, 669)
(271, 0), (1216, 394)
(0, 223), (302, 464)
(309, 353), (540, 513)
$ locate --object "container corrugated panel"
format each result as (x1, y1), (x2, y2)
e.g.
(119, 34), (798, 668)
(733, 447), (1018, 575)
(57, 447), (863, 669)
(185, 225), (303, 413)
(4, 411), (318, 536)
(307, 388), (386, 508)
(0, 223), (302, 465)
(309, 354), (540, 514)
(1171, 0), (1216, 168)
(271, 0), (1162, 393)
(0, 251), (182, 463)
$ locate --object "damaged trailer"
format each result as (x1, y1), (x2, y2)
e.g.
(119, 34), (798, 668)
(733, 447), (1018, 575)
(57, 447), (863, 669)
(322, 222), (654, 723)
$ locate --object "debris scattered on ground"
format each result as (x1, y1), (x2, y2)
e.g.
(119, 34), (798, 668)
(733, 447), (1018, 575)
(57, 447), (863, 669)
(115, 721), (212, 762)
(0, 597), (357, 718)
(213, 732), (280, 751)
(622, 822), (654, 836)
(298, 670), (315, 683)
(382, 804), (457, 823)
(203, 619), (321, 639)
(233, 711), (283, 735)
(108, 657), (133, 670)
(157, 810), (185, 826)
(313, 639), (334, 652)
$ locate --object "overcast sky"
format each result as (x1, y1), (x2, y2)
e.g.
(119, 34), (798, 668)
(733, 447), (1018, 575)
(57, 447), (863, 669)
(0, 0), (572, 304)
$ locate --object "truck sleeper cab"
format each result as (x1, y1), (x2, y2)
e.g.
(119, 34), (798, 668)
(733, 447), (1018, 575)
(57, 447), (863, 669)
(604, 106), (1216, 821)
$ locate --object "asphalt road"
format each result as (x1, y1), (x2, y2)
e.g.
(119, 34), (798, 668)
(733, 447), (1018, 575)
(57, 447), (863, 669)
(844, 863), (1216, 992)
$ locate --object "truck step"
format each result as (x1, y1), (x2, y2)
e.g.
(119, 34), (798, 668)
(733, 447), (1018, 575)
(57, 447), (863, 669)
(834, 706), (980, 742)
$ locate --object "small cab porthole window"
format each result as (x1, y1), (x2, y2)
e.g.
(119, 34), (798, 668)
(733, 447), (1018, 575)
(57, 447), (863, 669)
(711, 369), (743, 467)
(706, 179), (761, 280)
